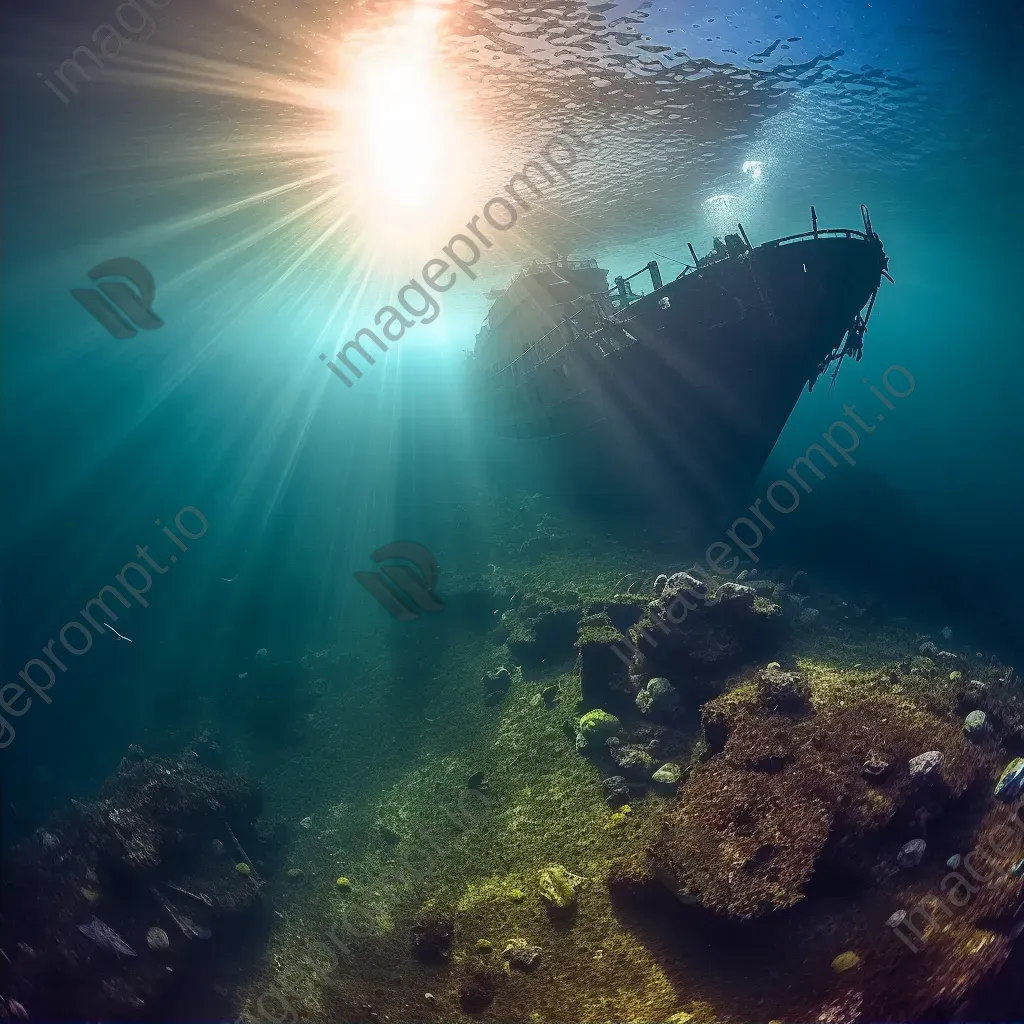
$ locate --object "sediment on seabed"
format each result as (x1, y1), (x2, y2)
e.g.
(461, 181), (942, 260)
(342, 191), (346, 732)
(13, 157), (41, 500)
(5, 496), (1022, 1023)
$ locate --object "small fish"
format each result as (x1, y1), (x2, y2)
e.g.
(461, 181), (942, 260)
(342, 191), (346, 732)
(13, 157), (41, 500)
(77, 917), (137, 956)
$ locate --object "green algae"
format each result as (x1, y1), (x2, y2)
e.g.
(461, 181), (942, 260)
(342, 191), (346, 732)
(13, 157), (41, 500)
(230, 520), (1004, 1024)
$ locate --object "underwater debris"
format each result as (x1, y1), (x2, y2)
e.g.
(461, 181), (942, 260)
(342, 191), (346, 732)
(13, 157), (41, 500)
(256, 648), (268, 659)
(149, 887), (211, 939)
(947, 854), (963, 869)
(467, 771), (488, 791)
(77, 917), (137, 957)
(145, 927), (170, 952)
(862, 755), (891, 779)
(163, 881), (213, 906)
(224, 821), (264, 887)
(2, 752), (276, 1020)
(299, 816), (313, 829)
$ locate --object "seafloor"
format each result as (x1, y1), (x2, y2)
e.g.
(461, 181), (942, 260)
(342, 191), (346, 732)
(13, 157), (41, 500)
(4, 492), (1023, 1022)
(228, 496), (1023, 1024)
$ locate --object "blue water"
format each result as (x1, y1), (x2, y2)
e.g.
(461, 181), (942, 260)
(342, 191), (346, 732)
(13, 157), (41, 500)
(1, 1), (1021, 1008)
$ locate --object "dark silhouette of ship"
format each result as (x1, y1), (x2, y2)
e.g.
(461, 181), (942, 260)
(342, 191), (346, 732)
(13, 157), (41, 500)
(471, 206), (890, 527)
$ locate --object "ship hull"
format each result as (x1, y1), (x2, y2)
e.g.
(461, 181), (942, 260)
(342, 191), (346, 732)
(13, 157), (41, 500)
(476, 226), (888, 531)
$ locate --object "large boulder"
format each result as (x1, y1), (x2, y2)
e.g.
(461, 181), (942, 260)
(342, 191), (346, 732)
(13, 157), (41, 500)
(0, 752), (281, 1022)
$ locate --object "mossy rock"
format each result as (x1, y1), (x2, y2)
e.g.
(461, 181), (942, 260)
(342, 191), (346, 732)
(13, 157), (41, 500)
(537, 863), (579, 911)
(576, 709), (622, 750)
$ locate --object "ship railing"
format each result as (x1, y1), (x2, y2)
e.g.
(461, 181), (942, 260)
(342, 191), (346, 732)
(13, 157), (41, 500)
(763, 226), (871, 247)
(502, 257), (601, 292)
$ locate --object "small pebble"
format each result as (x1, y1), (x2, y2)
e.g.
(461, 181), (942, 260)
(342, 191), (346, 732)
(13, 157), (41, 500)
(424, 993), (436, 1004)
(908, 750), (942, 782)
(994, 758), (1024, 803)
(146, 926), (170, 952)
(946, 854), (962, 870)
(885, 910), (908, 930)
(963, 711), (988, 739)
(897, 838), (927, 869)
(299, 816), (313, 829)
(831, 951), (861, 973)
(256, 648), (268, 659)
(862, 756), (890, 780)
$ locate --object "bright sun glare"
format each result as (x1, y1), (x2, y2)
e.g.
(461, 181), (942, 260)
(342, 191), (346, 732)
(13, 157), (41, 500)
(333, 0), (482, 261)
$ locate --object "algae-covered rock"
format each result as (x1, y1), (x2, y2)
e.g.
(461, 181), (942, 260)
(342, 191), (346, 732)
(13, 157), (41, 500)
(755, 663), (810, 711)
(994, 758), (1024, 802)
(634, 571), (786, 687)
(636, 676), (680, 717)
(575, 709), (622, 751)
(963, 710), (989, 739)
(502, 938), (543, 972)
(576, 612), (637, 715)
(538, 864), (579, 911)
(610, 741), (656, 779)
(651, 763), (682, 794)
(650, 690), (985, 919)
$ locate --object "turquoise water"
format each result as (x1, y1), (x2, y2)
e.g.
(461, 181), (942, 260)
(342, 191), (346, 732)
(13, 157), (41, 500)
(2, 0), (1017, 818)
(1, 0), (1021, 1018)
